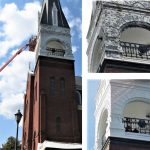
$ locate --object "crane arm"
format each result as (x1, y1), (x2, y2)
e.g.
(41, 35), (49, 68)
(0, 44), (29, 73)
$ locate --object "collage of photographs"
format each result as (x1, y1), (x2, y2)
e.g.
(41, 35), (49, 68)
(0, 0), (150, 150)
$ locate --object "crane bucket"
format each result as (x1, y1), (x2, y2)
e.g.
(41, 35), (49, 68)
(29, 36), (37, 52)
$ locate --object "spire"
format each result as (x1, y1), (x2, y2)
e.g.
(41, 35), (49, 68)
(40, 0), (70, 28)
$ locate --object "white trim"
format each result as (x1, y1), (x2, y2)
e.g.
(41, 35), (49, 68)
(38, 141), (82, 150)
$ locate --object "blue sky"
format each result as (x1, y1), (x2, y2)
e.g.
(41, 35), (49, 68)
(0, 0), (81, 146)
(87, 80), (100, 150)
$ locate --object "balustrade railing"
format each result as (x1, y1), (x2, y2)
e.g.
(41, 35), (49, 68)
(120, 41), (150, 59)
(122, 117), (150, 134)
(46, 47), (65, 57)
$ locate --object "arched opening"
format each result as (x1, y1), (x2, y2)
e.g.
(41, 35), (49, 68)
(75, 90), (82, 106)
(46, 41), (65, 57)
(46, 41), (64, 50)
(121, 27), (150, 44)
(120, 22), (150, 59)
(122, 101), (150, 134)
(91, 36), (103, 72)
(97, 109), (108, 149)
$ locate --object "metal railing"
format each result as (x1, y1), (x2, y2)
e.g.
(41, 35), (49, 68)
(46, 47), (65, 57)
(122, 117), (150, 134)
(120, 41), (150, 59)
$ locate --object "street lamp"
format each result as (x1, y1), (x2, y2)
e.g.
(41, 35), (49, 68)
(15, 110), (23, 150)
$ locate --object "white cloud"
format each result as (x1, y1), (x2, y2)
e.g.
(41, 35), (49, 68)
(66, 0), (80, 3)
(0, 51), (35, 119)
(0, 2), (41, 58)
(0, 94), (24, 119)
(82, 0), (92, 74)
(62, 6), (82, 55)
(83, 0), (92, 50)
(0, 2), (40, 119)
(72, 45), (78, 53)
(63, 6), (82, 39)
(62, 7), (73, 20)
(69, 17), (82, 39)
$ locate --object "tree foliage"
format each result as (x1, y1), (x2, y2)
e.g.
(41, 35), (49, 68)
(1, 136), (21, 150)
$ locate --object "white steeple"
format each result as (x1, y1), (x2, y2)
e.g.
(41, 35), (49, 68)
(34, 0), (74, 61)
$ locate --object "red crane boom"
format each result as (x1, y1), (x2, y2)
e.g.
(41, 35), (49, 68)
(0, 44), (29, 73)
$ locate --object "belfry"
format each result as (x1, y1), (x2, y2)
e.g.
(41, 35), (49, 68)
(87, 1), (150, 72)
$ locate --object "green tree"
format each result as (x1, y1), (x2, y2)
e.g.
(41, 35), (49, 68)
(1, 136), (21, 150)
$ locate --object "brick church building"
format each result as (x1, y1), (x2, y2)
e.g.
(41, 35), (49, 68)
(21, 0), (82, 149)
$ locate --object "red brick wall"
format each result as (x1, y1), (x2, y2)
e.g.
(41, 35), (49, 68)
(36, 57), (80, 143)
(22, 74), (34, 150)
(22, 56), (81, 150)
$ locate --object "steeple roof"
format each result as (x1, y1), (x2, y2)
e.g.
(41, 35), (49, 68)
(40, 0), (70, 28)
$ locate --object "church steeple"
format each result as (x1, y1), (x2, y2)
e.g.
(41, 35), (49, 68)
(35, 0), (73, 61)
(40, 0), (70, 28)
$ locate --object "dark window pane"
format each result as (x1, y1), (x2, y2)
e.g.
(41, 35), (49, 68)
(60, 78), (65, 96)
(56, 116), (61, 131)
(50, 77), (55, 96)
